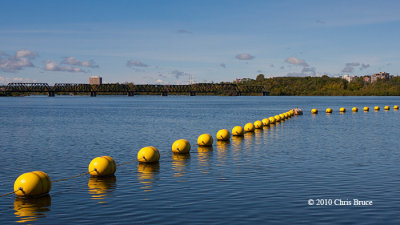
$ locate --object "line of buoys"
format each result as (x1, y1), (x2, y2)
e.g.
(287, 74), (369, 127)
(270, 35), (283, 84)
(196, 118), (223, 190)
(394, 105), (399, 110)
(311, 109), (318, 114)
(315, 105), (399, 114)
(364, 106), (369, 111)
(384, 106), (390, 110)
(374, 106), (380, 111)
(352, 107), (358, 112)
(326, 108), (333, 113)
(340, 107), (346, 113)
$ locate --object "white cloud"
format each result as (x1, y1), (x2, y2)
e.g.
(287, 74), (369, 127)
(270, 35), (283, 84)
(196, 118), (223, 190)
(235, 53), (255, 60)
(127, 59), (149, 67)
(342, 62), (360, 73)
(61, 56), (98, 68)
(16, 50), (38, 59)
(0, 76), (36, 84)
(284, 57), (308, 66)
(44, 60), (85, 73)
(0, 49), (38, 72)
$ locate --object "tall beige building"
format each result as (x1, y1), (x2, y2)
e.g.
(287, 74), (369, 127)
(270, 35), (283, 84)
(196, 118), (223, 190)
(89, 76), (102, 85)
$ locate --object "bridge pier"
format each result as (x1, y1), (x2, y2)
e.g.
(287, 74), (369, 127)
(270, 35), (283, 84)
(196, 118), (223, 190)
(48, 91), (55, 97)
(262, 91), (270, 96)
(127, 91), (134, 96)
(189, 91), (196, 96)
(161, 91), (168, 96)
(90, 91), (97, 97)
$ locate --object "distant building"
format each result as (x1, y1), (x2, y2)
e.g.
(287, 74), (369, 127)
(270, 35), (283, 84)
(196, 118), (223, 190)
(89, 76), (102, 85)
(342, 74), (357, 82)
(234, 78), (252, 83)
(363, 76), (371, 83)
(371, 72), (390, 82)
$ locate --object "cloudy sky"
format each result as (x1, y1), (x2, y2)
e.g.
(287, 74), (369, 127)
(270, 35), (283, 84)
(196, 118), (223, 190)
(1, 0), (399, 84)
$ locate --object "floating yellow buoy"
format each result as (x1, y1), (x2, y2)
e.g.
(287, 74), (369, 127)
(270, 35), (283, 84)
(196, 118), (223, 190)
(197, 133), (213, 146)
(279, 114), (285, 120)
(269, 117), (276, 124)
(374, 106), (380, 111)
(363, 106), (369, 111)
(262, 118), (270, 126)
(216, 129), (231, 141)
(244, 123), (255, 132)
(232, 126), (244, 136)
(89, 156), (117, 177)
(171, 139), (191, 153)
(394, 105), (399, 110)
(352, 107), (358, 112)
(14, 171), (51, 197)
(311, 109), (318, 114)
(284, 112), (289, 118)
(384, 106), (390, 110)
(273, 115), (280, 122)
(137, 146), (160, 163)
(254, 120), (263, 129)
(326, 108), (332, 113)
(339, 107), (346, 113)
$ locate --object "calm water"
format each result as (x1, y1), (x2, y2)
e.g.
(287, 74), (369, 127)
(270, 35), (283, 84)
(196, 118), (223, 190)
(0, 96), (399, 224)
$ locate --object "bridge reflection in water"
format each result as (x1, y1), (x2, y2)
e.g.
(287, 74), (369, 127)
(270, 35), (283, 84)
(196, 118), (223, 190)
(0, 83), (269, 97)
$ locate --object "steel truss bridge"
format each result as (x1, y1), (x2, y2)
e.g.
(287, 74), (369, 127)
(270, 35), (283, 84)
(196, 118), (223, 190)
(0, 83), (269, 97)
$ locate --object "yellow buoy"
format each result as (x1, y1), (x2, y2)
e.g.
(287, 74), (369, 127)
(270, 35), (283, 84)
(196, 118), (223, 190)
(269, 117), (276, 124)
(326, 108), (332, 113)
(279, 114), (285, 120)
(137, 146), (160, 163)
(216, 129), (231, 141)
(172, 139), (191, 153)
(14, 171), (51, 197)
(197, 133), (213, 146)
(262, 118), (270, 126)
(89, 156), (117, 177)
(244, 123), (255, 132)
(363, 106), (369, 111)
(232, 126), (244, 136)
(311, 109), (318, 114)
(254, 120), (263, 129)
(394, 105), (399, 110)
(374, 106), (380, 111)
(384, 106), (390, 110)
(352, 107), (358, 112)
(274, 115), (281, 122)
(283, 112), (289, 119)
(340, 107), (346, 113)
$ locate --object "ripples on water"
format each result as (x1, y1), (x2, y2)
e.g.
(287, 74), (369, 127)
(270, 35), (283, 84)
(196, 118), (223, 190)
(0, 96), (399, 224)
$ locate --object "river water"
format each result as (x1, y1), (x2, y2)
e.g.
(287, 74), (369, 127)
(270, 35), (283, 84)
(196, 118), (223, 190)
(0, 96), (399, 224)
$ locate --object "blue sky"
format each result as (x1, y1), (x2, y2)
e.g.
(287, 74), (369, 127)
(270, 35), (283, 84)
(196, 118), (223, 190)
(0, 0), (399, 84)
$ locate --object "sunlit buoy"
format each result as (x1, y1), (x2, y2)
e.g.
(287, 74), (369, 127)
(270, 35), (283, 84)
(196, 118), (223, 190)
(274, 115), (281, 122)
(352, 107), (358, 112)
(279, 114), (285, 120)
(384, 106), (390, 110)
(232, 126), (244, 136)
(283, 112), (289, 119)
(244, 123), (255, 132)
(374, 106), (380, 111)
(216, 129), (230, 141)
(311, 109), (318, 114)
(254, 120), (263, 129)
(269, 117), (276, 124)
(14, 171), (51, 197)
(172, 139), (191, 154)
(326, 108), (332, 113)
(364, 106), (369, 111)
(197, 133), (213, 146)
(262, 118), (270, 126)
(89, 156), (117, 177)
(394, 105), (399, 110)
(340, 107), (346, 113)
(137, 146), (160, 163)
